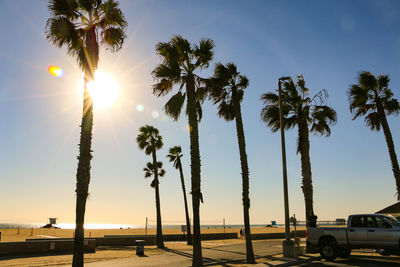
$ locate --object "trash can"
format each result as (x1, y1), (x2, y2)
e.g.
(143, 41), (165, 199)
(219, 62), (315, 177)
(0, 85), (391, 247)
(136, 240), (145, 255)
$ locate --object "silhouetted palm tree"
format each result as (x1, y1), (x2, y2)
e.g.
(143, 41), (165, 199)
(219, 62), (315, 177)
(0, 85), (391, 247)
(349, 71), (400, 199)
(137, 125), (165, 248)
(143, 161), (166, 236)
(167, 146), (192, 245)
(46, 1), (126, 265)
(261, 76), (337, 225)
(208, 62), (255, 263)
(152, 35), (214, 266)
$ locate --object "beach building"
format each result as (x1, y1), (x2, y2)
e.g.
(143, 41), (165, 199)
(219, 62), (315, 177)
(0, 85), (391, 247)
(375, 202), (400, 220)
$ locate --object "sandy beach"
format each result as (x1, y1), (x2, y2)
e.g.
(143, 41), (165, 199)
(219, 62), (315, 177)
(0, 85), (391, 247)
(0, 226), (305, 242)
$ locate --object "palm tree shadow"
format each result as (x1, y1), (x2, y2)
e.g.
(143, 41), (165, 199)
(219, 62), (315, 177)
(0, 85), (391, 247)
(203, 246), (248, 256)
(162, 247), (259, 266)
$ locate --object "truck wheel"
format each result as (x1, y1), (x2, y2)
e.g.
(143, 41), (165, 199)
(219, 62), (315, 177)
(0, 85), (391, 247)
(338, 247), (351, 258)
(320, 239), (337, 261)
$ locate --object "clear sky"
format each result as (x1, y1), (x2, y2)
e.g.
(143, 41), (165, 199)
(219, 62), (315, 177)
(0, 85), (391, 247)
(1, 0), (400, 226)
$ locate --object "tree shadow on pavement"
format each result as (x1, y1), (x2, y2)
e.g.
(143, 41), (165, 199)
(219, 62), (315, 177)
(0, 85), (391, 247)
(162, 247), (252, 267)
(261, 254), (400, 266)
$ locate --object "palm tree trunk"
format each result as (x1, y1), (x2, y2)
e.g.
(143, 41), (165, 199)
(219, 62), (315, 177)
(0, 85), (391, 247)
(178, 158), (193, 245)
(186, 76), (203, 267)
(233, 94), (255, 264)
(376, 101), (400, 199)
(297, 119), (313, 226)
(152, 149), (164, 248)
(72, 75), (94, 267)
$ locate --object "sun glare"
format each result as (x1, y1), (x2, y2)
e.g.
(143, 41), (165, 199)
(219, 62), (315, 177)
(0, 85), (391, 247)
(87, 71), (121, 108)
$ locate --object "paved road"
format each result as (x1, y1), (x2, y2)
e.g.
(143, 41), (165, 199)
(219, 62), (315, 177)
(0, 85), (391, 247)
(85, 240), (283, 266)
(293, 254), (400, 267)
(72, 240), (400, 267)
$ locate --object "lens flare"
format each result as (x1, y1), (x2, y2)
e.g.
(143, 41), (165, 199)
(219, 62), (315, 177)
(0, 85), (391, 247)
(48, 65), (64, 77)
(136, 104), (144, 112)
(151, 111), (160, 118)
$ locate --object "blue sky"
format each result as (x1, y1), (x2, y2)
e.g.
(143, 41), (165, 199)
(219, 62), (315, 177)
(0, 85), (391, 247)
(0, 0), (400, 226)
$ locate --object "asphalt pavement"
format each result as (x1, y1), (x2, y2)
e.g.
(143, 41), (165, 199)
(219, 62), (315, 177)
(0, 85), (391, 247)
(70, 239), (400, 266)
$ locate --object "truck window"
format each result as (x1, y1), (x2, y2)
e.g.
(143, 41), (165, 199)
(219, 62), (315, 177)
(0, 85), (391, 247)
(375, 216), (391, 228)
(367, 216), (376, 227)
(382, 216), (400, 227)
(351, 216), (367, 227)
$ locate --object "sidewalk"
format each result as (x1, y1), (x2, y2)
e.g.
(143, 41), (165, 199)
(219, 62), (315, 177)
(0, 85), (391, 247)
(81, 240), (400, 267)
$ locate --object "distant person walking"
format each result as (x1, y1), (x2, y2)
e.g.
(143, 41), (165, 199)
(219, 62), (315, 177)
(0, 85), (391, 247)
(239, 228), (244, 239)
(308, 210), (318, 227)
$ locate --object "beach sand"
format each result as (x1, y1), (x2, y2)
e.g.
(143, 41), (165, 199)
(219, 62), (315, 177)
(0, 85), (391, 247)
(0, 226), (305, 242)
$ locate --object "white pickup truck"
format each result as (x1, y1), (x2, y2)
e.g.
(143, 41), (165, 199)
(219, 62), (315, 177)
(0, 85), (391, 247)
(307, 214), (400, 260)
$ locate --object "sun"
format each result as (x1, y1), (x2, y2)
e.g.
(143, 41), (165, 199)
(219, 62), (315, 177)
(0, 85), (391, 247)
(87, 71), (121, 108)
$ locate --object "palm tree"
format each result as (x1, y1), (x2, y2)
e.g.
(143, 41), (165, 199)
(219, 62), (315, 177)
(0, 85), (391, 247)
(167, 146), (192, 245)
(136, 125), (165, 248)
(261, 75), (337, 225)
(46, 1), (126, 265)
(152, 35), (214, 266)
(349, 71), (400, 199)
(208, 63), (255, 263)
(143, 161), (166, 238)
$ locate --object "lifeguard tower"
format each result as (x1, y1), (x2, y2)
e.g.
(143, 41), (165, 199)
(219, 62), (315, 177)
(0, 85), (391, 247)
(48, 218), (58, 226)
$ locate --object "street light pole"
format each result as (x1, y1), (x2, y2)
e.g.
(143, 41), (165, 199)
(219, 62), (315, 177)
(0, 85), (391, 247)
(278, 77), (291, 241)
(278, 77), (295, 257)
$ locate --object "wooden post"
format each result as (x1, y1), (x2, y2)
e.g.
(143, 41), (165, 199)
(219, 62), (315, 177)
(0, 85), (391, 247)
(89, 232), (91, 238)
(223, 218), (226, 233)
(145, 217), (148, 236)
(30, 228), (33, 236)
(17, 227), (20, 235)
(0, 232), (2, 241)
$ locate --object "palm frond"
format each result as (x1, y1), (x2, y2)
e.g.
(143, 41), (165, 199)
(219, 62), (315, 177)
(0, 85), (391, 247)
(196, 99), (203, 122)
(365, 112), (381, 131)
(78, 0), (96, 13)
(310, 106), (337, 136)
(358, 71), (377, 90)
(237, 75), (249, 90)
(164, 92), (186, 121)
(100, 0), (127, 28)
(159, 169), (166, 177)
(260, 104), (281, 132)
(48, 0), (78, 18)
(194, 38), (215, 69)
(101, 27), (126, 51)
(46, 17), (80, 50)
(217, 101), (235, 122)
(167, 146), (182, 169)
(385, 98), (400, 115)
(260, 92), (279, 105)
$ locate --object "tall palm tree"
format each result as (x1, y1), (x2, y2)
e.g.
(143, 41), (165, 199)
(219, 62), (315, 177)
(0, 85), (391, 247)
(152, 35), (214, 266)
(143, 161), (166, 237)
(167, 146), (192, 245)
(136, 125), (165, 248)
(46, 1), (126, 265)
(261, 76), (337, 225)
(208, 62), (255, 263)
(349, 71), (400, 199)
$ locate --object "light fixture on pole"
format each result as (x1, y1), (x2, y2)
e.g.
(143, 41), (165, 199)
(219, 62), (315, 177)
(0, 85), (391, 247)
(278, 76), (295, 257)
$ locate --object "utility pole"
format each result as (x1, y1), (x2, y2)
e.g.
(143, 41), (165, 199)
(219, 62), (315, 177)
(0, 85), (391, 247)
(278, 77), (295, 257)
(145, 217), (148, 236)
